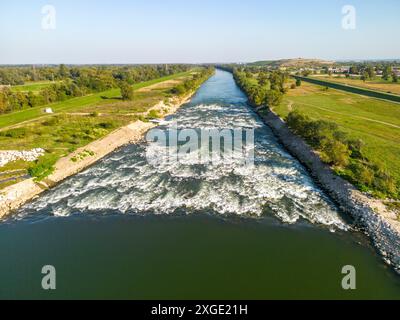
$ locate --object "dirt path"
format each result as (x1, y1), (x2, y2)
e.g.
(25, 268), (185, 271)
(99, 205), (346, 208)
(0, 114), (53, 132)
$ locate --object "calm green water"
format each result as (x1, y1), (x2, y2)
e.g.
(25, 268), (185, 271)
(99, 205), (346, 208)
(0, 70), (400, 299)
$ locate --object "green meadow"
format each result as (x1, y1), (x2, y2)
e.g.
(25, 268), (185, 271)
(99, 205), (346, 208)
(0, 70), (194, 129)
(274, 82), (400, 186)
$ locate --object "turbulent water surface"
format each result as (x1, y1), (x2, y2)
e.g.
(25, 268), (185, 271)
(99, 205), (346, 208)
(1, 70), (400, 299)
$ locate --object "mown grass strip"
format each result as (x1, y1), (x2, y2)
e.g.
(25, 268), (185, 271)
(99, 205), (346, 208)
(11, 81), (59, 93)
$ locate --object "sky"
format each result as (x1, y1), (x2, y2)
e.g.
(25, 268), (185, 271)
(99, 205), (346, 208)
(0, 0), (399, 64)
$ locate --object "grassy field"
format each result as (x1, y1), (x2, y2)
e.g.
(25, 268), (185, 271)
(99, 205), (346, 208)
(11, 81), (57, 93)
(274, 82), (400, 188)
(0, 70), (199, 189)
(0, 70), (195, 129)
(310, 74), (400, 96)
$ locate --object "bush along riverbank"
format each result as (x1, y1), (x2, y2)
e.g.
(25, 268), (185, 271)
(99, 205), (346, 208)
(170, 67), (215, 96)
(231, 67), (400, 272)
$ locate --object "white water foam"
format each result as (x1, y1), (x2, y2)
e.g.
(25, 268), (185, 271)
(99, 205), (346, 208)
(18, 103), (348, 231)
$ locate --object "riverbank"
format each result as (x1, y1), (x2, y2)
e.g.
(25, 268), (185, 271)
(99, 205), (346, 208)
(256, 106), (400, 271)
(0, 92), (194, 219)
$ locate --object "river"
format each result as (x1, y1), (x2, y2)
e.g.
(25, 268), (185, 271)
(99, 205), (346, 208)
(0, 69), (399, 299)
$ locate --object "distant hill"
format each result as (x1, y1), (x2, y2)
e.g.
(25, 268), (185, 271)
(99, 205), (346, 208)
(249, 58), (335, 68)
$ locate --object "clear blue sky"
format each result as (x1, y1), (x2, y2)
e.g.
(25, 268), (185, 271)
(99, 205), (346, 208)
(0, 0), (399, 64)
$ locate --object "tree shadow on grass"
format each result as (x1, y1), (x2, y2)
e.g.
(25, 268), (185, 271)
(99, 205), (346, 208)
(101, 95), (123, 100)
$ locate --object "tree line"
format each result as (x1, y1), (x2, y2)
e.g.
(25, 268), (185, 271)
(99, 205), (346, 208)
(233, 68), (289, 108)
(348, 64), (398, 83)
(0, 64), (192, 114)
(170, 67), (215, 96)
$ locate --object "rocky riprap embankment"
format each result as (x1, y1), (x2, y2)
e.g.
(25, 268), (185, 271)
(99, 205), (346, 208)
(0, 148), (45, 167)
(258, 108), (400, 273)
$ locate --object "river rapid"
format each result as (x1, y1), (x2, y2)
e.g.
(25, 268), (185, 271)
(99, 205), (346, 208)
(0, 70), (399, 299)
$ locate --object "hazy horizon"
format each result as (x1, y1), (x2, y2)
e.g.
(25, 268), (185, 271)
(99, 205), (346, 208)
(1, 57), (400, 67)
(1, 0), (399, 64)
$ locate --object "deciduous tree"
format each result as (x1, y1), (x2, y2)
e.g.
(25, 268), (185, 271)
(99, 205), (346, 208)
(119, 82), (134, 101)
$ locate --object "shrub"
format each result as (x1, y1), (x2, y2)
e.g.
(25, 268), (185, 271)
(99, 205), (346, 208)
(373, 168), (397, 195)
(286, 111), (309, 135)
(28, 154), (57, 180)
(119, 82), (134, 101)
(1, 128), (27, 138)
(42, 116), (60, 126)
(264, 89), (283, 107)
(321, 140), (351, 167)
(348, 162), (374, 187)
(347, 139), (364, 159)
(147, 110), (160, 119)
(170, 84), (186, 95)
(97, 122), (115, 129)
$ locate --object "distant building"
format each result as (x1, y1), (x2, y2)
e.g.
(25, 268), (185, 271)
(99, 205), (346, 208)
(44, 108), (54, 114)
(339, 66), (350, 73)
(330, 66), (350, 74)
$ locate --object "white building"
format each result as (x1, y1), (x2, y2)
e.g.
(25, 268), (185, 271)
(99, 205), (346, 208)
(44, 108), (54, 114)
